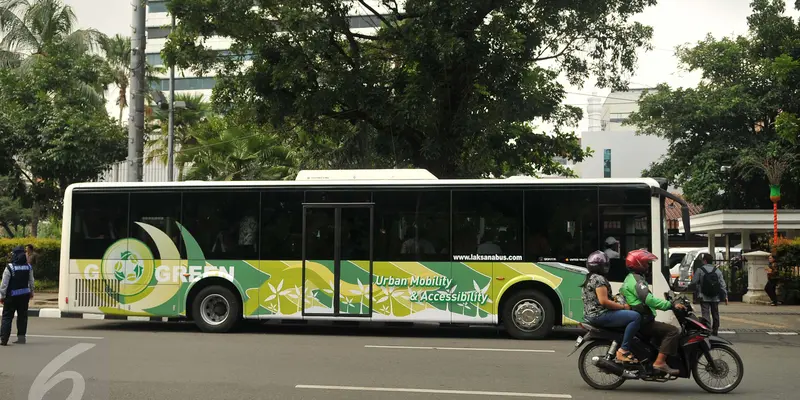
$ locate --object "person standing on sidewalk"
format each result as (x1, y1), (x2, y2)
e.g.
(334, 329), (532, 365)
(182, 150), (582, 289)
(24, 244), (38, 267)
(0, 246), (35, 346)
(691, 253), (727, 335)
(765, 254), (780, 306)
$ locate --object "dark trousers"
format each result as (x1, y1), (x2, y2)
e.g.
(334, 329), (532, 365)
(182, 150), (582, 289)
(639, 317), (681, 356)
(765, 280), (778, 305)
(1, 295), (30, 343)
(700, 302), (720, 335)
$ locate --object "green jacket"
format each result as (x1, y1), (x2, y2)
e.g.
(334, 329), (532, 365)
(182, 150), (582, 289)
(621, 273), (672, 317)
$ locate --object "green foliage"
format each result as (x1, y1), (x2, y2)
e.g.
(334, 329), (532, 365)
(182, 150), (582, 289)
(178, 115), (300, 180)
(164, 0), (657, 178)
(773, 237), (800, 304)
(0, 237), (59, 281)
(736, 140), (798, 186)
(0, 0), (106, 82)
(145, 93), (211, 170)
(0, 40), (126, 217)
(626, 0), (800, 210)
(777, 110), (800, 144)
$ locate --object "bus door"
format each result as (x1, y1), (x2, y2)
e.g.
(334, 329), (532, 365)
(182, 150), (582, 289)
(302, 203), (373, 317)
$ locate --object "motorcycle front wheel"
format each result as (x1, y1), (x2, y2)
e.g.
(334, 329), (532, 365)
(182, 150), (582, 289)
(692, 344), (744, 393)
(578, 341), (626, 390)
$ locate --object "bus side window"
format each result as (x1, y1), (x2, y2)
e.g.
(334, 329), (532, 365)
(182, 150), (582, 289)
(599, 187), (651, 283)
(524, 188), (598, 266)
(69, 192), (129, 260)
(129, 192), (182, 261)
(373, 189), (450, 262)
(452, 189), (522, 257)
(181, 190), (260, 260)
(261, 191), (303, 260)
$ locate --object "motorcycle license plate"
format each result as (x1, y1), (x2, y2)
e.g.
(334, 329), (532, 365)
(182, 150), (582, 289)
(575, 336), (584, 346)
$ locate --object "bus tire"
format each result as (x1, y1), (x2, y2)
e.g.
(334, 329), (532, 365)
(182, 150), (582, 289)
(502, 289), (555, 340)
(192, 285), (241, 333)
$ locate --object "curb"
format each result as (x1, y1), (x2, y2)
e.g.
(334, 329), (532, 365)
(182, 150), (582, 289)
(1, 308), (182, 322)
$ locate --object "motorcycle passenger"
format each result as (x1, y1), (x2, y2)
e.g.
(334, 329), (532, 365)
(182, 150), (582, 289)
(620, 249), (685, 376)
(580, 250), (642, 363)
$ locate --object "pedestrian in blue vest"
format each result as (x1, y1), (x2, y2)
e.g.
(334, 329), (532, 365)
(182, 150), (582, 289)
(0, 246), (35, 346)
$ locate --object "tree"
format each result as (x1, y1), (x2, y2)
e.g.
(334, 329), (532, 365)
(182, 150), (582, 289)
(626, 0), (800, 211)
(101, 34), (168, 125)
(0, 41), (126, 235)
(100, 34), (131, 125)
(736, 140), (798, 251)
(0, 175), (30, 237)
(145, 92), (211, 177)
(164, 0), (658, 178)
(0, 0), (104, 67)
(178, 115), (300, 181)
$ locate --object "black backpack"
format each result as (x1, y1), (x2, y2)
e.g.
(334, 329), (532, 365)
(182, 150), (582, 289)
(701, 266), (721, 297)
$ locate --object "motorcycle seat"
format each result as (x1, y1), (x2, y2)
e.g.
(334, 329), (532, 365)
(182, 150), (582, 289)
(581, 323), (627, 333)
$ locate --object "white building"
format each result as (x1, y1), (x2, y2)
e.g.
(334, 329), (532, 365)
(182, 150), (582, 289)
(101, 1), (390, 182)
(573, 89), (671, 181)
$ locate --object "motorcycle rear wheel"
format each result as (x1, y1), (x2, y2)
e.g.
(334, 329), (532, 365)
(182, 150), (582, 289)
(692, 344), (744, 393)
(578, 341), (626, 390)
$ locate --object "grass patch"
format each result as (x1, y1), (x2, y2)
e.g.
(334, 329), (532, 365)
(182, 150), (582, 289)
(34, 279), (58, 292)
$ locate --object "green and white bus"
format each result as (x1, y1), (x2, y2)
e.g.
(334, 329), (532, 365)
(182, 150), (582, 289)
(58, 169), (690, 339)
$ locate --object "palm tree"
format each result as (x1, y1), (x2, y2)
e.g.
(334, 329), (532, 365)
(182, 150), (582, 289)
(0, 0), (104, 67)
(101, 34), (167, 125)
(100, 34), (130, 125)
(736, 141), (798, 253)
(178, 116), (300, 181)
(144, 93), (211, 175)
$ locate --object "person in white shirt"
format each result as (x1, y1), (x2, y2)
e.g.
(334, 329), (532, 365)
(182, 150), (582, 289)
(604, 236), (620, 259)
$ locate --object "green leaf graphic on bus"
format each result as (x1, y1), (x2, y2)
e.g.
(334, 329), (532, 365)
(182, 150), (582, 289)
(113, 250), (144, 283)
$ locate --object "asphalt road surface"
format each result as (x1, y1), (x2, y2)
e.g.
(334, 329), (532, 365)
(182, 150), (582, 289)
(0, 319), (797, 400)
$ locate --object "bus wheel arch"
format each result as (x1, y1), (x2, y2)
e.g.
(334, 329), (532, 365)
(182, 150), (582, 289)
(498, 281), (562, 340)
(186, 277), (243, 333)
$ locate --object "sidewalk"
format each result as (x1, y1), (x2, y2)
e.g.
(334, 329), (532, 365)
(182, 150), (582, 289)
(31, 292), (58, 309)
(713, 301), (800, 333)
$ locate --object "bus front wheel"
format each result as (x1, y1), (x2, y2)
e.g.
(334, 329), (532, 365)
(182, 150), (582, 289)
(192, 285), (241, 333)
(502, 289), (555, 340)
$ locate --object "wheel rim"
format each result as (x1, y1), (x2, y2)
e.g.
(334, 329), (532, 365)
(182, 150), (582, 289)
(695, 347), (741, 391)
(582, 344), (624, 387)
(200, 294), (230, 326)
(512, 299), (544, 332)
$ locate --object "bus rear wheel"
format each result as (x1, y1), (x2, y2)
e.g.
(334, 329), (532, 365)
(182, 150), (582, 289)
(502, 289), (555, 340)
(192, 285), (241, 333)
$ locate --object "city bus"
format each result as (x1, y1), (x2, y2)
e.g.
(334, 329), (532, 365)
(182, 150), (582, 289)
(57, 169), (690, 339)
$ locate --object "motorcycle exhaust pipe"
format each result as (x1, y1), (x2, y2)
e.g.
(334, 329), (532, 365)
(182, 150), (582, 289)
(591, 356), (638, 379)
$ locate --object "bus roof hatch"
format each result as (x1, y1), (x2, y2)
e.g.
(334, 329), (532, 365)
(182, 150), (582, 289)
(295, 169), (439, 181)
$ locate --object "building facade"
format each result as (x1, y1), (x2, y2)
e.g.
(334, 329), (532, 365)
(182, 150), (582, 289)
(573, 89), (671, 181)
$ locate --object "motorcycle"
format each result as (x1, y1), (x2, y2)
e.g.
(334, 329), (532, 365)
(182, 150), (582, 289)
(568, 284), (743, 393)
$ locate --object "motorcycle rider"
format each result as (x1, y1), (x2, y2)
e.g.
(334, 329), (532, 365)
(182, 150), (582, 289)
(580, 250), (642, 363)
(620, 249), (685, 376)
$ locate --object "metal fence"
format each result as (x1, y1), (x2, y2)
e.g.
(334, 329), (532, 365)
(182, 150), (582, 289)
(97, 160), (178, 183)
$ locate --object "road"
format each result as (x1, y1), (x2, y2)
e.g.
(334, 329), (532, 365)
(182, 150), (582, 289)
(0, 319), (797, 400)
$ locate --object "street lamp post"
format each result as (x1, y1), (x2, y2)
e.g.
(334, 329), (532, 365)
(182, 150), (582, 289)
(167, 12), (176, 182)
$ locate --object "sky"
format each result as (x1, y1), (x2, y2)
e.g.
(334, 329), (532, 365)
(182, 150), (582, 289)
(65, 0), (800, 134)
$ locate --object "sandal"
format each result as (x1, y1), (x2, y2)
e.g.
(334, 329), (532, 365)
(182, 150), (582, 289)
(616, 349), (639, 363)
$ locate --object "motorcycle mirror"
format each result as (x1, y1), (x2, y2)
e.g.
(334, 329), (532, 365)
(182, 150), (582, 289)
(670, 276), (686, 292)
